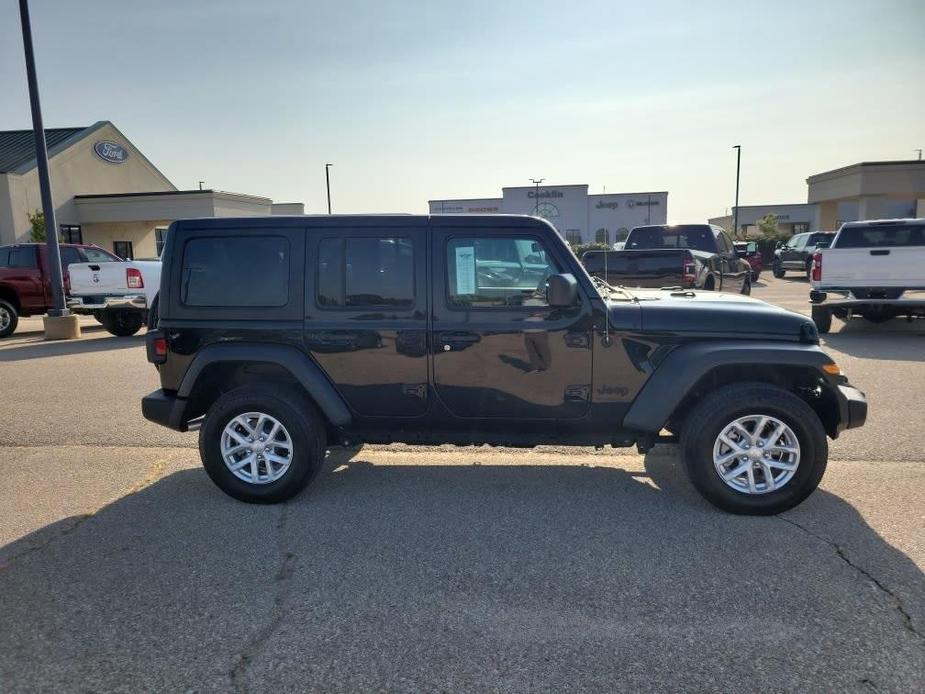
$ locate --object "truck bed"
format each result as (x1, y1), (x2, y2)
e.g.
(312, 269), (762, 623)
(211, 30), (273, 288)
(581, 249), (693, 288)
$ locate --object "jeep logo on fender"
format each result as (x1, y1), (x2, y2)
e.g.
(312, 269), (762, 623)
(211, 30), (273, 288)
(93, 141), (128, 164)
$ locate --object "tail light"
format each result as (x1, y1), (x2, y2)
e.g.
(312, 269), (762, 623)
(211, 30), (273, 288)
(146, 330), (167, 364)
(127, 267), (144, 289)
(811, 251), (822, 282)
(682, 258), (696, 287)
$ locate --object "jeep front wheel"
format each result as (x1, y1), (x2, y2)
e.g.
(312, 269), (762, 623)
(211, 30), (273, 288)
(680, 383), (828, 515)
(199, 385), (326, 503)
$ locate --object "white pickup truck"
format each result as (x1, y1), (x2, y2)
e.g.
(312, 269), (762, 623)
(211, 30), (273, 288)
(68, 259), (161, 336)
(809, 218), (925, 333)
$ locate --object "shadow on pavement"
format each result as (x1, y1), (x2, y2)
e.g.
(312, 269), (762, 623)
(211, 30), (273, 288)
(0, 454), (922, 691)
(823, 325), (925, 361)
(0, 332), (144, 362)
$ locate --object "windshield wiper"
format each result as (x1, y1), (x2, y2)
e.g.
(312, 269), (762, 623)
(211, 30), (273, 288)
(591, 275), (635, 301)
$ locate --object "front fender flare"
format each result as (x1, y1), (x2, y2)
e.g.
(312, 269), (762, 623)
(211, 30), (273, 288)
(622, 341), (832, 433)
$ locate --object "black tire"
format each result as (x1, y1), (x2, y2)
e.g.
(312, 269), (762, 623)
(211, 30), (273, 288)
(199, 385), (326, 503)
(811, 305), (832, 334)
(703, 276), (716, 291)
(93, 311), (104, 324)
(100, 309), (145, 336)
(751, 271), (760, 283)
(740, 276), (751, 295)
(680, 383), (828, 515)
(0, 299), (19, 338)
(772, 263), (785, 278)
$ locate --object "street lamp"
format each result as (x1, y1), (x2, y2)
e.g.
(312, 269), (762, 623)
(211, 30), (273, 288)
(17, 0), (70, 334)
(732, 145), (741, 238)
(325, 163), (333, 214)
(530, 178), (545, 215)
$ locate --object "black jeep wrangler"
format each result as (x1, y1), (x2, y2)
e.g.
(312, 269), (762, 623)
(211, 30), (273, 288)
(142, 215), (866, 515)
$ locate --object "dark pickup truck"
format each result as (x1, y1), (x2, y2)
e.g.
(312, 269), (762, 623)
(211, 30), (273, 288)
(142, 214), (866, 515)
(582, 224), (753, 293)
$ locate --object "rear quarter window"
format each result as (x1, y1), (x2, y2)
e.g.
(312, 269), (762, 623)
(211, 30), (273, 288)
(181, 236), (290, 307)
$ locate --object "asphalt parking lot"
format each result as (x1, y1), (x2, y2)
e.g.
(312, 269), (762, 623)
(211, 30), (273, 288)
(1, 275), (923, 692)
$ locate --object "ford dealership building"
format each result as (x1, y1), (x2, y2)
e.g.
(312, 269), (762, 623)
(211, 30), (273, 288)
(430, 184), (668, 245)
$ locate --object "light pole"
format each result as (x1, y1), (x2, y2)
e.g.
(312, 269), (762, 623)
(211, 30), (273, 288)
(916, 149), (923, 161)
(18, 0), (69, 326)
(732, 145), (741, 238)
(325, 163), (333, 214)
(530, 178), (545, 215)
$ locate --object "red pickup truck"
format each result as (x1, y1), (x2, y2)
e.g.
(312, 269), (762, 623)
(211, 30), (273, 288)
(0, 242), (121, 338)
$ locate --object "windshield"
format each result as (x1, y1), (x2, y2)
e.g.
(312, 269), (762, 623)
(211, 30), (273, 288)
(626, 225), (715, 252)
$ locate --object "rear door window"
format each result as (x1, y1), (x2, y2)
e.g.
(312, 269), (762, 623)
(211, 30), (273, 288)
(181, 236), (290, 307)
(316, 237), (414, 308)
(0, 248), (9, 266)
(60, 247), (83, 268)
(9, 247), (37, 268)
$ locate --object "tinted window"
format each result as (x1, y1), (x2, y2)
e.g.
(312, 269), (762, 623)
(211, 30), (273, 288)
(0, 248), (8, 266)
(316, 237), (414, 308)
(835, 224), (925, 248)
(61, 247), (82, 268)
(447, 236), (560, 308)
(626, 225), (716, 252)
(182, 236), (289, 307)
(9, 247), (37, 268)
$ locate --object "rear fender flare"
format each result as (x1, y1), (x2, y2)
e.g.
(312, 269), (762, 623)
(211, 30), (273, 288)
(178, 342), (351, 427)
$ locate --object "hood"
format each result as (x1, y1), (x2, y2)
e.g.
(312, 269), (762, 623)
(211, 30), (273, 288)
(615, 289), (818, 342)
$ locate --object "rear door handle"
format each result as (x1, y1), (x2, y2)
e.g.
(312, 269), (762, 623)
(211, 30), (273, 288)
(870, 250), (890, 256)
(437, 331), (480, 350)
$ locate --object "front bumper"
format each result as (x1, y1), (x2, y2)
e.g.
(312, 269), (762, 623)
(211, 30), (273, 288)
(68, 294), (147, 312)
(142, 389), (190, 432)
(834, 384), (867, 433)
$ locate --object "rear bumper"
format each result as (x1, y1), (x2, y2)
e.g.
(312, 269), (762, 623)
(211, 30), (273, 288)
(142, 389), (190, 432)
(810, 288), (925, 309)
(68, 294), (147, 312)
(834, 384), (867, 433)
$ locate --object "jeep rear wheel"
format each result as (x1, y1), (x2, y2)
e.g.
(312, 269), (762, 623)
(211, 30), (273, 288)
(680, 383), (828, 515)
(199, 385), (325, 503)
(0, 299), (18, 338)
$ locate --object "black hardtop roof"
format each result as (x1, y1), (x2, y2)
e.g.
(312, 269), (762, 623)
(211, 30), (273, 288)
(170, 214), (552, 231)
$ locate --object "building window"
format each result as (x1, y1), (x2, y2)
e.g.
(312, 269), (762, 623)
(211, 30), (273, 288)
(792, 223), (809, 234)
(113, 241), (134, 260)
(60, 224), (82, 244)
(155, 227), (168, 256)
(317, 237), (414, 308)
(565, 231), (583, 246)
(594, 228), (611, 245)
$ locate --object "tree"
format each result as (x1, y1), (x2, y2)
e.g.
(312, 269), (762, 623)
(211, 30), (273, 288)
(28, 209), (46, 241)
(757, 213), (779, 238)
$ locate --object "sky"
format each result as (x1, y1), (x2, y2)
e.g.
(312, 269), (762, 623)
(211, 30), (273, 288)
(1, 0), (923, 221)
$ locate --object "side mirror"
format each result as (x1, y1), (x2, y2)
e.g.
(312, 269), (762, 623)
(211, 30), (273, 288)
(746, 242), (758, 255)
(546, 273), (578, 307)
(775, 241), (783, 249)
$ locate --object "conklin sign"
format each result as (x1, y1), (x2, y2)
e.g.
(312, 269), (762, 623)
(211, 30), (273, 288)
(93, 141), (128, 164)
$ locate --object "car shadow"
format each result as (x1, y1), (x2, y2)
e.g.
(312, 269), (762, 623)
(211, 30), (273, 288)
(0, 451), (922, 691)
(0, 332), (145, 362)
(822, 323), (925, 361)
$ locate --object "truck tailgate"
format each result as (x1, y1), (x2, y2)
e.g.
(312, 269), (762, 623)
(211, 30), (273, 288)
(69, 262), (132, 296)
(819, 247), (925, 287)
(582, 249), (690, 288)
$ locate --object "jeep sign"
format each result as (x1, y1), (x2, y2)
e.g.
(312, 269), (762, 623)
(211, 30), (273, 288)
(93, 141), (128, 164)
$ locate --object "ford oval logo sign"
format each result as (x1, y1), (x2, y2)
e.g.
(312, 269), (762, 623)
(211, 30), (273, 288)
(93, 141), (128, 164)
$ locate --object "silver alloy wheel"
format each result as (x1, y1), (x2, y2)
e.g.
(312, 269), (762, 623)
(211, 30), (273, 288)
(712, 414), (800, 494)
(221, 411), (293, 485)
(0, 305), (10, 332)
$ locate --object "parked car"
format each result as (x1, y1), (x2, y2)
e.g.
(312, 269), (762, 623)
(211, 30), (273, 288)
(581, 224), (752, 293)
(809, 218), (925, 333)
(734, 241), (762, 282)
(0, 242), (121, 338)
(772, 231), (835, 279)
(142, 214), (866, 515)
(68, 258), (161, 336)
